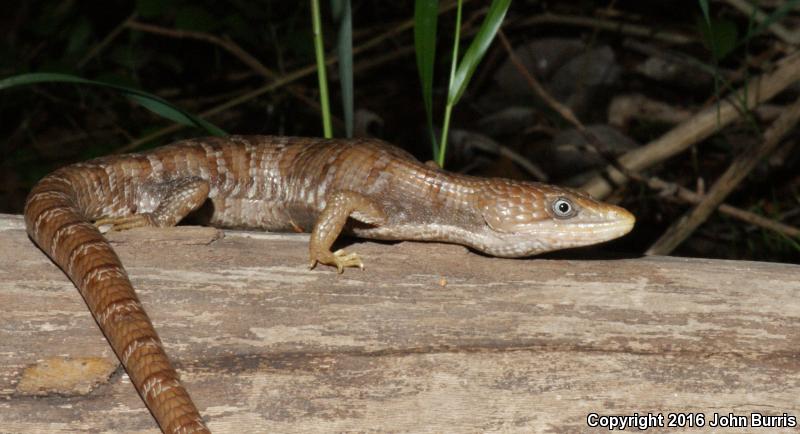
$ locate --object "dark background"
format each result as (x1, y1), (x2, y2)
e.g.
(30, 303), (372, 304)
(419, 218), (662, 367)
(2, 0), (798, 263)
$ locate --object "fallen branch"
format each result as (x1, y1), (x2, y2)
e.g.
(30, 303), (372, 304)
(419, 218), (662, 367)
(646, 95), (800, 255)
(580, 51), (800, 199)
(516, 12), (695, 45)
(646, 176), (800, 239)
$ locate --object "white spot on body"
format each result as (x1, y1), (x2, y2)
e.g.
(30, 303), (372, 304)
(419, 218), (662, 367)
(66, 239), (107, 276)
(43, 175), (72, 187)
(80, 265), (127, 289)
(142, 373), (179, 402)
(199, 143), (218, 197)
(246, 178), (258, 199)
(230, 179), (241, 196)
(97, 299), (144, 327)
(51, 221), (91, 257)
(122, 336), (162, 365)
(246, 146), (259, 199)
(34, 207), (71, 239)
(368, 170), (391, 195)
(28, 190), (70, 203)
(147, 155), (164, 180)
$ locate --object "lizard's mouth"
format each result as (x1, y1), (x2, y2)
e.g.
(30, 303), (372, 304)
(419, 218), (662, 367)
(507, 205), (635, 252)
(558, 205), (635, 241)
(589, 206), (636, 238)
(519, 205), (635, 236)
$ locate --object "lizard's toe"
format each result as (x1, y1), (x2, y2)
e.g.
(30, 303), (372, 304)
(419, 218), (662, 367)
(332, 249), (364, 272)
(95, 214), (156, 232)
(309, 249), (364, 273)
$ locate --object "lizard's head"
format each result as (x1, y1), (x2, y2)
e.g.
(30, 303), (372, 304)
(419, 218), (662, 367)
(475, 180), (635, 257)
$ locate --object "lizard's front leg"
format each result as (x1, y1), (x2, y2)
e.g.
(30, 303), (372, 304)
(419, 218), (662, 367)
(309, 190), (387, 273)
(96, 177), (210, 231)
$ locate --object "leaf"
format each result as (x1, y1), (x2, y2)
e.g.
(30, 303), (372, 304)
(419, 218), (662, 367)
(332, 0), (354, 138)
(698, 17), (738, 61)
(0, 72), (226, 136)
(448, 0), (511, 105)
(698, 0), (711, 25)
(126, 94), (223, 134)
(414, 0), (439, 150)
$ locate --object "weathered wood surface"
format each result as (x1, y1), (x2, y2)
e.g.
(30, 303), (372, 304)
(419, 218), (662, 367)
(0, 212), (798, 433)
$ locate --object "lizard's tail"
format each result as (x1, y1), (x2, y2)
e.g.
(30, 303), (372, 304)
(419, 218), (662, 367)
(24, 171), (210, 434)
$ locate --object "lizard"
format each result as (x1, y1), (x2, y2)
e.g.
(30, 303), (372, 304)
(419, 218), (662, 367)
(24, 135), (635, 433)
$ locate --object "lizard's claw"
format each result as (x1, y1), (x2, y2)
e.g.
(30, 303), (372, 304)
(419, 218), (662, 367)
(332, 249), (364, 273)
(309, 248), (364, 273)
(94, 214), (156, 232)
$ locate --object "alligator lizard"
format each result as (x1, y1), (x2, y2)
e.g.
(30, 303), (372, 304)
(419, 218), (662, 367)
(24, 135), (635, 433)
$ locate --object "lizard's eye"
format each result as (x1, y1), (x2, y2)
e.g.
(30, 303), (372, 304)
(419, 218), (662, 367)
(552, 197), (577, 219)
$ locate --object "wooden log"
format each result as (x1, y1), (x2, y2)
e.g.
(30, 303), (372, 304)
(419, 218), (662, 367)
(0, 213), (798, 433)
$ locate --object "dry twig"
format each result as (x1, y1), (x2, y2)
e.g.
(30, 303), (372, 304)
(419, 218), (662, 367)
(647, 96), (800, 255)
(496, 32), (583, 127)
(497, 29), (640, 181)
(724, 0), (800, 45)
(581, 51), (800, 199)
(646, 177), (800, 239)
(124, 20), (338, 128)
(78, 13), (136, 68)
(516, 12), (694, 45)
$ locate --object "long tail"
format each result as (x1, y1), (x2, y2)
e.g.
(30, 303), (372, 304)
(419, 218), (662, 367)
(24, 171), (210, 434)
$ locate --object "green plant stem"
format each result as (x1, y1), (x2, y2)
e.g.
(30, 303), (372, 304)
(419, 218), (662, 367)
(438, 102), (454, 166)
(437, 0), (463, 167)
(332, 0), (353, 137)
(311, 0), (333, 138)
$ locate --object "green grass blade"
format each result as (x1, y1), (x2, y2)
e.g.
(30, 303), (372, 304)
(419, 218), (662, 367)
(311, 0), (333, 138)
(698, 0), (711, 25)
(437, 0), (463, 166)
(126, 94), (224, 135)
(447, 0), (511, 105)
(331, 0), (354, 138)
(698, 16), (738, 61)
(743, 0), (800, 43)
(414, 0), (439, 154)
(0, 72), (226, 136)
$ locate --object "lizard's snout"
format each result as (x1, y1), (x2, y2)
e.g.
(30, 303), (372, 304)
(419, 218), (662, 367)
(600, 204), (636, 240)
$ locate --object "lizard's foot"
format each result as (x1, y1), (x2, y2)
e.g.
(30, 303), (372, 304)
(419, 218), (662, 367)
(332, 249), (364, 272)
(309, 248), (365, 273)
(94, 214), (157, 232)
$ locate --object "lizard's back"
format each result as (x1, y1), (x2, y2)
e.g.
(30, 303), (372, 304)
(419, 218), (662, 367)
(46, 135), (468, 233)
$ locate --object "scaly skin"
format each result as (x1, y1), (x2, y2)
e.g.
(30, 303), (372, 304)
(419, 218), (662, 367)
(24, 136), (635, 433)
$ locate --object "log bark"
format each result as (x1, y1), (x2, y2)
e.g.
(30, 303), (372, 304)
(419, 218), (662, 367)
(0, 213), (798, 433)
